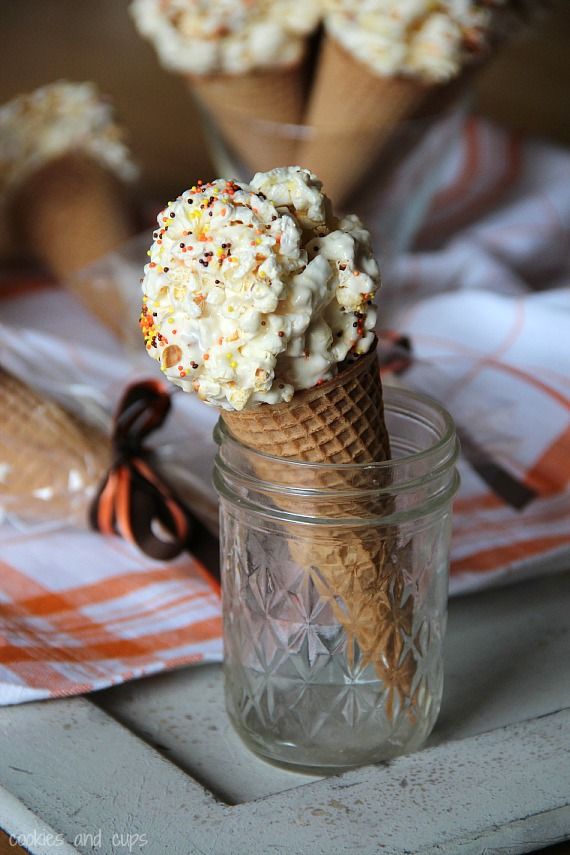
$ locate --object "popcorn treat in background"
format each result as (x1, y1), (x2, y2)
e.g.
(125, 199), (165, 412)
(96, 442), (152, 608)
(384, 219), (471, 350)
(130, 0), (321, 173)
(0, 81), (138, 336)
(298, 0), (531, 204)
(130, 0), (540, 207)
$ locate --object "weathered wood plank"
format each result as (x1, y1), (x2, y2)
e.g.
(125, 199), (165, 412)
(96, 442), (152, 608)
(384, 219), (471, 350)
(0, 574), (568, 853)
(208, 708), (570, 855)
(0, 700), (568, 854)
(0, 699), (219, 855)
(96, 571), (570, 804)
(96, 664), (321, 804)
(0, 786), (78, 854)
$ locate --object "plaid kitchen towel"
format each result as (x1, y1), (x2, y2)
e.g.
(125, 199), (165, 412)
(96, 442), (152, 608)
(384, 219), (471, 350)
(0, 527), (221, 705)
(0, 115), (569, 704)
(385, 116), (570, 593)
(0, 281), (222, 706)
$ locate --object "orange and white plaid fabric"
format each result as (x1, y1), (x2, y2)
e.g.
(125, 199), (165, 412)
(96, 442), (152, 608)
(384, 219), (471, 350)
(0, 278), (223, 705)
(388, 116), (570, 593)
(0, 528), (221, 705)
(0, 116), (569, 704)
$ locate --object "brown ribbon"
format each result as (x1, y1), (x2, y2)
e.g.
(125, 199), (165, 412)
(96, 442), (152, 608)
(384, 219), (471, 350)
(90, 380), (198, 562)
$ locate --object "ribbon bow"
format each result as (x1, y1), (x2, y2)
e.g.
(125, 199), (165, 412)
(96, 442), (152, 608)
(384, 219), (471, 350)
(90, 380), (196, 561)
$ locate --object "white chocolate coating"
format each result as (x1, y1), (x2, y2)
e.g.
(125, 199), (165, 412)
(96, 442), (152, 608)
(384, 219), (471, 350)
(325, 0), (504, 83)
(130, 0), (321, 75)
(140, 167), (379, 411)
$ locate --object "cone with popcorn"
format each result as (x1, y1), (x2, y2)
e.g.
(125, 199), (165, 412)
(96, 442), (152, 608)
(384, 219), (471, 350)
(129, 0), (320, 174)
(297, 0), (526, 205)
(140, 166), (416, 708)
(0, 82), (137, 335)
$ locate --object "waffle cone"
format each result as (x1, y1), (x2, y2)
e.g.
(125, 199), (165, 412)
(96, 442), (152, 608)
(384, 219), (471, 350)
(0, 368), (111, 525)
(222, 349), (416, 713)
(189, 62), (306, 175)
(11, 152), (132, 287)
(297, 37), (432, 206)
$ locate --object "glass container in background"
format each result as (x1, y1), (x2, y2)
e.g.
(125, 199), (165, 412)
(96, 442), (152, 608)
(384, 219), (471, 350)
(196, 98), (468, 260)
(214, 387), (460, 773)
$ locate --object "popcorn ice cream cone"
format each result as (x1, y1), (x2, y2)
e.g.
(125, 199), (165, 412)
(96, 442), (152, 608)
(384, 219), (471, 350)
(0, 82), (137, 332)
(140, 166), (417, 709)
(298, 0), (522, 206)
(130, 0), (321, 174)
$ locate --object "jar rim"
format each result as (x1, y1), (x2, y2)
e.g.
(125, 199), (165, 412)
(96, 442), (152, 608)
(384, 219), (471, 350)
(214, 385), (457, 474)
(213, 386), (460, 525)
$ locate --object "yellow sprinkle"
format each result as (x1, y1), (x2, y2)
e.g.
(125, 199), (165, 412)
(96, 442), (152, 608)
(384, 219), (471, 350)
(230, 361), (237, 369)
(147, 251), (151, 256)
(168, 318), (174, 324)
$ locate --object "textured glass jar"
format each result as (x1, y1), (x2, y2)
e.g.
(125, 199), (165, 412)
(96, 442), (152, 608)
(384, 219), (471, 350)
(214, 387), (459, 773)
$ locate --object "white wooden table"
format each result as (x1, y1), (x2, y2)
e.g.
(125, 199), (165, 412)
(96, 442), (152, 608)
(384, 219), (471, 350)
(1, 570), (569, 855)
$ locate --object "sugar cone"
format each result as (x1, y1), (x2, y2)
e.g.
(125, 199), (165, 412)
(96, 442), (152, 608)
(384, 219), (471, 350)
(0, 368), (111, 525)
(0, 369), (219, 537)
(190, 62), (307, 175)
(10, 152), (133, 337)
(297, 37), (432, 207)
(222, 349), (416, 715)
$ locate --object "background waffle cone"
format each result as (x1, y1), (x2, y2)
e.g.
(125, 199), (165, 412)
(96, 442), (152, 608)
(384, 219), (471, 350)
(11, 152), (133, 330)
(297, 37), (432, 207)
(222, 349), (416, 713)
(190, 61), (306, 175)
(0, 368), (111, 525)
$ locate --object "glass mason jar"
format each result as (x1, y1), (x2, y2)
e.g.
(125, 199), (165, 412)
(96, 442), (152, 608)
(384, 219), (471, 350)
(214, 387), (459, 773)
